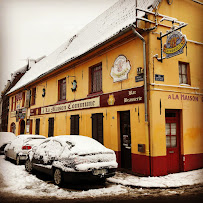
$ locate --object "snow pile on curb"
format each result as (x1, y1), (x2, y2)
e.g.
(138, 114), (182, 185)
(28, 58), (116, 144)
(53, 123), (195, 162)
(107, 169), (203, 188)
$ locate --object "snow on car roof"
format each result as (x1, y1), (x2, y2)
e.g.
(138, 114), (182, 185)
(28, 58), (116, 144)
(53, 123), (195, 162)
(0, 132), (16, 146)
(53, 135), (112, 155)
(8, 0), (160, 94)
(17, 134), (46, 140)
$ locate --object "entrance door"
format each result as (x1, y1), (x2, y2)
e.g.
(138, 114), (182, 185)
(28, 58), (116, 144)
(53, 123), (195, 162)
(120, 111), (131, 169)
(20, 120), (25, 134)
(165, 110), (180, 174)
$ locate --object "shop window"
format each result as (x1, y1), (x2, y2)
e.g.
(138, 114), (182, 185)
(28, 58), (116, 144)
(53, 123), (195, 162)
(48, 117), (54, 137)
(179, 62), (190, 85)
(31, 87), (36, 105)
(90, 63), (102, 94)
(70, 115), (79, 135)
(35, 118), (40, 135)
(92, 113), (103, 144)
(58, 78), (66, 101)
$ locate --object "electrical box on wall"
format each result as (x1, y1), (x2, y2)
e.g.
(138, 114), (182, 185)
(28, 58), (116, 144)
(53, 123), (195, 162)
(138, 144), (145, 153)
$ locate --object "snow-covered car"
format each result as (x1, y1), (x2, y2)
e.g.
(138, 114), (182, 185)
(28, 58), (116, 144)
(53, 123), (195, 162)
(4, 134), (46, 165)
(25, 135), (118, 185)
(0, 132), (16, 155)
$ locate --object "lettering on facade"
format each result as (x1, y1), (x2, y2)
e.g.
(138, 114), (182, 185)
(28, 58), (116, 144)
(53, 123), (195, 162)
(30, 87), (144, 116)
(128, 90), (136, 96)
(168, 94), (199, 101)
(41, 97), (100, 114)
(124, 97), (142, 103)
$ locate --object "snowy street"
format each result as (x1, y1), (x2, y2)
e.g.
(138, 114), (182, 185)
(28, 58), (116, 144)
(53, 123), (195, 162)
(0, 155), (203, 203)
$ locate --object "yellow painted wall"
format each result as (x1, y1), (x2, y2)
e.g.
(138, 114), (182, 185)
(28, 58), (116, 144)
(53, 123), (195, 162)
(8, 34), (148, 155)
(148, 0), (203, 156)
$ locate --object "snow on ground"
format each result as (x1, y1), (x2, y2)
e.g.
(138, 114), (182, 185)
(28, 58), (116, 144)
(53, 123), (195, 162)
(0, 156), (126, 199)
(0, 156), (203, 200)
(108, 169), (203, 188)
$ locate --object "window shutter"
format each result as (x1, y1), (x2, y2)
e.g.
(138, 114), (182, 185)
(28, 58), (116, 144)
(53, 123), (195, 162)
(48, 118), (54, 137)
(92, 113), (103, 144)
(25, 90), (31, 108)
(70, 115), (79, 135)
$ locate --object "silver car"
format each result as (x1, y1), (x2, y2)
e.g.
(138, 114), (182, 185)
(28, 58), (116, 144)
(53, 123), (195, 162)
(25, 135), (118, 186)
(4, 134), (46, 165)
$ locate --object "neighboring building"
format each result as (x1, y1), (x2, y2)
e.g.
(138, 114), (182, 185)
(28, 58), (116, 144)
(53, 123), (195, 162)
(7, 0), (203, 176)
(0, 57), (45, 132)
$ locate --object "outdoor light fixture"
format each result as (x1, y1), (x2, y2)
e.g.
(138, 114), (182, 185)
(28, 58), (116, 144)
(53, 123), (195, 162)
(71, 80), (77, 92)
(42, 88), (46, 97)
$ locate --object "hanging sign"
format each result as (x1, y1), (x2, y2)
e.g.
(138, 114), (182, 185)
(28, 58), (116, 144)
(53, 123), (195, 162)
(110, 55), (131, 82)
(163, 31), (187, 59)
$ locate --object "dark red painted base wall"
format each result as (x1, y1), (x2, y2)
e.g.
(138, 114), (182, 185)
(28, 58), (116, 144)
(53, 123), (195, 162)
(115, 151), (203, 177)
(184, 153), (203, 171)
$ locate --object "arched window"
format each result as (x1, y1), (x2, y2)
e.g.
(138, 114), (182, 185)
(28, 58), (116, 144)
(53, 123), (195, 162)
(10, 122), (16, 134)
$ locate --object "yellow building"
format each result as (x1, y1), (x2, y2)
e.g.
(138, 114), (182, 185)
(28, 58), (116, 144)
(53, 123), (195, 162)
(7, 0), (203, 176)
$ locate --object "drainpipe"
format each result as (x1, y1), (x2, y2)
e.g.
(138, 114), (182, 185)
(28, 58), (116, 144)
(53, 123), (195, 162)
(132, 25), (151, 176)
(132, 25), (148, 122)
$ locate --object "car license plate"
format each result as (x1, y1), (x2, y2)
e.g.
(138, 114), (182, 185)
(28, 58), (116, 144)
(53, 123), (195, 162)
(93, 169), (107, 176)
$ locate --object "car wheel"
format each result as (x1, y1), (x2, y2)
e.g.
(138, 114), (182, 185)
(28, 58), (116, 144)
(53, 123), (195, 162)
(53, 168), (63, 186)
(16, 155), (20, 165)
(25, 159), (33, 173)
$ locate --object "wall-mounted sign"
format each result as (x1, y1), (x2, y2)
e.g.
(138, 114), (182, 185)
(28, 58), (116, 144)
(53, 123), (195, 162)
(16, 108), (26, 121)
(155, 74), (164, 81)
(163, 31), (187, 59)
(135, 75), (144, 82)
(107, 94), (115, 106)
(110, 55), (131, 82)
(30, 86), (144, 116)
(40, 97), (100, 114)
(10, 111), (16, 118)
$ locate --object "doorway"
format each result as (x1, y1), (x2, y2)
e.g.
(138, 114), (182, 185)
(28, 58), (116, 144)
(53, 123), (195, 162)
(120, 111), (131, 170)
(19, 120), (25, 134)
(165, 110), (181, 174)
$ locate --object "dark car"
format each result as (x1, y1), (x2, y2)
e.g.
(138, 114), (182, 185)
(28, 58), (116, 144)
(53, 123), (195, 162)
(25, 135), (118, 185)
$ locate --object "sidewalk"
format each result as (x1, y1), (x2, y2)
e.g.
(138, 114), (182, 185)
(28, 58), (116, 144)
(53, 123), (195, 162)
(107, 168), (203, 188)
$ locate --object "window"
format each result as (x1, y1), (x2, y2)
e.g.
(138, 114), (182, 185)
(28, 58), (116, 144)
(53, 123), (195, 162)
(48, 117), (54, 137)
(22, 92), (25, 107)
(10, 122), (16, 134)
(14, 96), (17, 110)
(10, 97), (13, 111)
(58, 78), (66, 101)
(70, 115), (79, 135)
(179, 62), (190, 85)
(35, 119), (40, 135)
(92, 113), (103, 144)
(90, 63), (102, 94)
(31, 87), (36, 105)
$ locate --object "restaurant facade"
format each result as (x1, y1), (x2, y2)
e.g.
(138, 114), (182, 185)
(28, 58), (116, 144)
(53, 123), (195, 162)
(7, 0), (203, 176)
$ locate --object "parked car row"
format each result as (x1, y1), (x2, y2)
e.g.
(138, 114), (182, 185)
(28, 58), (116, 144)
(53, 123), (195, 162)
(0, 133), (118, 186)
